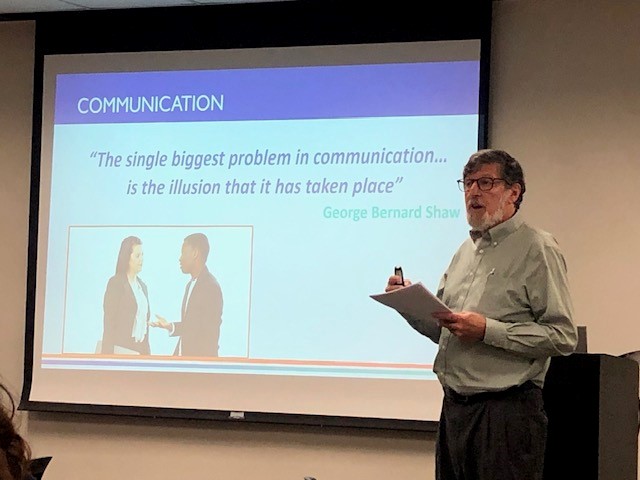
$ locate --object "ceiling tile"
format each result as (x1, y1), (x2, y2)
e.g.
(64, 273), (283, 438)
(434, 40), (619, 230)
(0, 0), (289, 15)
(0, 0), (85, 13)
(68, 0), (194, 8)
(191, 0), (291, 3)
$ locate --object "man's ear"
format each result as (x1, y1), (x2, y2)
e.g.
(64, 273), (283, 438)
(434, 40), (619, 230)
(509, 183), (522, 204)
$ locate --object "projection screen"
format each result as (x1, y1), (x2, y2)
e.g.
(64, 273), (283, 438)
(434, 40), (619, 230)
(21, 2), (491, 430)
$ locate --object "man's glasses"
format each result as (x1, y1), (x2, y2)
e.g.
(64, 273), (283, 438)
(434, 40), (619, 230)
(457, 177), (509, 192)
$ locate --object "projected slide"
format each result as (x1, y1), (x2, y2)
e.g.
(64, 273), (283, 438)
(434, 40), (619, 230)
(29, 41), (481, 421)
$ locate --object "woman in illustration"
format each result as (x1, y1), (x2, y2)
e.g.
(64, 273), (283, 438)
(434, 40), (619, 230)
(101, 236), (151, 355)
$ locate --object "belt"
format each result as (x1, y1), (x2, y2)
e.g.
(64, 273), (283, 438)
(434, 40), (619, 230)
(443, 381), (539, 405)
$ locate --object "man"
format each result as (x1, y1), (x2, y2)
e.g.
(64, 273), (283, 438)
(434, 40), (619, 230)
(151, 233), (223, 357)
(386, 149), (577, 480)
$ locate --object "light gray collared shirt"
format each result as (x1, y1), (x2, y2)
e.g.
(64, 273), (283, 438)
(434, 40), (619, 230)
(406, 214), (577, 394)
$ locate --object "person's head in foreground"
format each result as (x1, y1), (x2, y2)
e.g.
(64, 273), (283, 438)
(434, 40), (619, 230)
(0, 383), (31, 480)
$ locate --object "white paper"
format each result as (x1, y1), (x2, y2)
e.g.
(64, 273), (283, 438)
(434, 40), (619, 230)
(113, 345), (142, 355)
(370, 282), (451, 321)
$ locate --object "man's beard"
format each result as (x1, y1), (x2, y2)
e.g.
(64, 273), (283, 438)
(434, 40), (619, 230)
(467, 193), (509, 231)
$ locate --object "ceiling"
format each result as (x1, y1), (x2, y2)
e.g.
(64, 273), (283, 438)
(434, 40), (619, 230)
(0, 0), (285, 15)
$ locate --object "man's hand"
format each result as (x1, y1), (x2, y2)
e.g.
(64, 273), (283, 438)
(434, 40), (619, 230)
(431, 311), (486, 342)
(149, 314), (172, 331)
(385, 275), (412, 292)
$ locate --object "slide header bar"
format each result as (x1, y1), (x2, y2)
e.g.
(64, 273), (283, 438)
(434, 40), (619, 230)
(54, 61), (479, 125)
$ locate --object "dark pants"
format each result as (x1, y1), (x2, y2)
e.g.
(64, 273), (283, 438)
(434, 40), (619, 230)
(436, 382), (547, 480)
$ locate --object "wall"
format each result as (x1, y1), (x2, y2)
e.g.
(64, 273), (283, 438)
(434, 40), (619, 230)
(1, 0), (639, 478)
(490, 0), (640, 355)
(0, 21), (33, 408)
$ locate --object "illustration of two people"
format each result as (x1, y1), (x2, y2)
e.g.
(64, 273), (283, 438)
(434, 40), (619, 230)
(100, 233), (223, 357)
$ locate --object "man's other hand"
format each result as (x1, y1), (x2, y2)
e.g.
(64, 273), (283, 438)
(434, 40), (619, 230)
(432, 311), (486, 342)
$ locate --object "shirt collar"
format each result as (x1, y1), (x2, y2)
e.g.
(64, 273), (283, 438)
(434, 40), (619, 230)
(469, 213), (523, 244)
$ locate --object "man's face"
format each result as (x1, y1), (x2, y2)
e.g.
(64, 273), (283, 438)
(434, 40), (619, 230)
(179, 241), (196, 274)
(464, 163), (519, 231)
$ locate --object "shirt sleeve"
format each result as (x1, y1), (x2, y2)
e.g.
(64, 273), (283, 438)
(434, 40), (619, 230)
(483, 238), (578, 358)
(401, 312), (441, 343)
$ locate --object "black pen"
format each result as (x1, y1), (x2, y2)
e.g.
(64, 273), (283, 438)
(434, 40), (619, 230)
(394, 266), (404, 286)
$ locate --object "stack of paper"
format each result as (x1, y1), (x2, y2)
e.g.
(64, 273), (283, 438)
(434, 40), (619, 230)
(370, 282), (451, 319)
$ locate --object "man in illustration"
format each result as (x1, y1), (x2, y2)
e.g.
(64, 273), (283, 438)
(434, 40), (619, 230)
(151, 233), (223, 356)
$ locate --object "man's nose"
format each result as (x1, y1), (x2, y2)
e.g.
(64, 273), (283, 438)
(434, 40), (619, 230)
(466, 182), (482, 195)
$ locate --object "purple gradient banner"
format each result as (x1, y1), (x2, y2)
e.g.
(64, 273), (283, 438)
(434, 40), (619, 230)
(54, 61), (479, 125)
